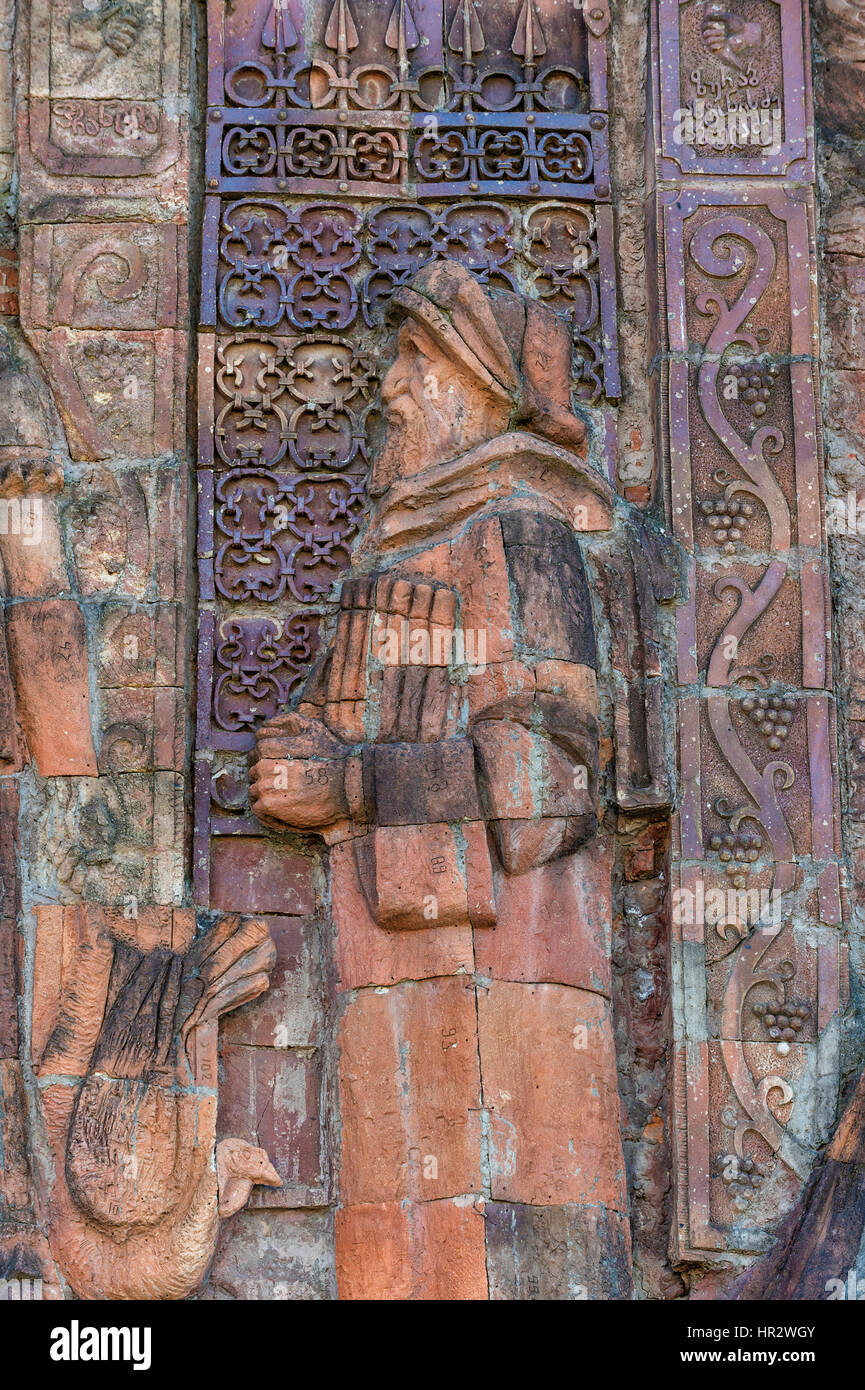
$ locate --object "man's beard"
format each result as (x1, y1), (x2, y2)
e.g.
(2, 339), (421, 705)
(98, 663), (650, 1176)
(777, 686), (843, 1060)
(368, 407), (441, 497)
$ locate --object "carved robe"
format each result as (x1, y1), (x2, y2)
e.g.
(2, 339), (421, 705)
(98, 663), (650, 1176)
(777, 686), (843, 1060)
(292, 431), (668, 1298)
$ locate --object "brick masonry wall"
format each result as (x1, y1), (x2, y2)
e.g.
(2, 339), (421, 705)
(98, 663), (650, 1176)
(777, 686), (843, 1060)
(0, 0), (862, 1302)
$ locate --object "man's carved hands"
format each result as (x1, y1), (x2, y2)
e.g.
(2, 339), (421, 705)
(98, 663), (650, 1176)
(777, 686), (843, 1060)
(249, 711), (350, 831)
(701, 3), (762, 66)
(101, 4), (140, 58)
(68, 1), (140, 70)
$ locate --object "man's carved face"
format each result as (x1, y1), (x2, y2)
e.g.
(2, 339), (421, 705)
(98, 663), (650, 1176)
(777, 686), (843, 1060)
(370, 318), (510, 494)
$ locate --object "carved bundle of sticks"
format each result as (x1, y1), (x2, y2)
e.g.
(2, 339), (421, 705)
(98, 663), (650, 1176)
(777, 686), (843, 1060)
(315, 574), (460, 745)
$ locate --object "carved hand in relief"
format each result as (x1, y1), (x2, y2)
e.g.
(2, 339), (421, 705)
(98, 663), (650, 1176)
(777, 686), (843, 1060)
(250, 710), (351, 831)
(69, 2), (140, 55)
(701, 3), (762, 68)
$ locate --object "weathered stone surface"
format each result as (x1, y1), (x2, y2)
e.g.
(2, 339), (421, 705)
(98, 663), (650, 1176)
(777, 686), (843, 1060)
(15, 0), (189, 220)
(475, 839), (613, 994)
(217, 1043), (327, 1209)
(335, 1199), (488, 1301)
(33, 909), (280, 1300)
(330, 838), (474, 992)
(20, 222), (186, 329)
(5, 600), (96, 775)
(210, 837), (316, 916)
(1, 0), (858, 1310)
(478, 981), (627, 1212)
(338, 978), (482, 1206)
(23, 770), (185, 906)
(220, 915), (322, 1050)
(27, 327), (185, 460)
(0, 779), (18, 1056)
(484, 1201), (633, 1300)
(202, 1209), (336, 1301)
(95, 602), (184, 687)
(0, 1059), (34, 1219)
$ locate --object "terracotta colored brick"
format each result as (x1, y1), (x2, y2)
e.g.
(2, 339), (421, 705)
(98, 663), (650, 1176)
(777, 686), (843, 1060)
(210, 837), (315, 915)
(16, 0), (187, 221)
(20, 223), (184, 331)
(624, 484), (650, 505)
(405, 517), (513, 664)
(478, 980), (627, 1210)
(30, 905), (65, 1066)
(475, 838), (613, 995)
(464, 660), (535, 720)
(338, 978), (481, 1205)
(153, 465), (188, 600)
(97, 687), (185, 773)
(96, 603), (183, 688)
(823, 254), (865, 369)
(331, 840), (474, 991)
(27, 327), (185, 462)
(817, 62), (865, 142)
(535, 659), (599, 711)
(623, 824), (667, 882)
(97, 905), (195, 954)
(463, 820), (496, 930)
(0, 780), (19, 1058)
(35, 909), (116, 1079)
(5, 600), (97, 775)
(824, 369), (865, 453)
(0, 498), (67, 599)
(360, 823), (474, 931)
(0, 245), (18, 317)
(335, 1199), (488, 1300)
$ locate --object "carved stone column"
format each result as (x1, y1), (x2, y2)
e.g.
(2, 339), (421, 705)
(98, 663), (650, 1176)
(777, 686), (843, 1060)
(649, 0), (846, 1286)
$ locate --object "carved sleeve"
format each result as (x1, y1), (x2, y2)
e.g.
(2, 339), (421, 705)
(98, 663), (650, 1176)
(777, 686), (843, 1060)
(347, 515), (602, 926)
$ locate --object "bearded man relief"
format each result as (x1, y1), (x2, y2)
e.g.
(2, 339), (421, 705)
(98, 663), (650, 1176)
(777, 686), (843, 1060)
(249, 262), (674, 1298)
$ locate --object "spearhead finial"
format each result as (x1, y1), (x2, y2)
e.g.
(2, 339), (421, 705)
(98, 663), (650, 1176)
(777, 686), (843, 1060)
(262, 0), (298, 54)
(385, 0), (419, 56)
(512, 0), (547, 65)
(448, 0), (485, 62)
(324, 0), (359, 55)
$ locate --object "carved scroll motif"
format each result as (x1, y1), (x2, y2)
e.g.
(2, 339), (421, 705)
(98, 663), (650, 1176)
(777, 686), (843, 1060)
(656, 9), (845, 1257)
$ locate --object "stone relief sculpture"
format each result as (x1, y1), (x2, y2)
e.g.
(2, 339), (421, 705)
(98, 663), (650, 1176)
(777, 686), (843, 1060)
(0, 314), (280, 1301)
(0, 326), (96, 776)
(249, 262), (675, 1297)
(0, 0), (857, 1310)
(32, 908), (279, 1300)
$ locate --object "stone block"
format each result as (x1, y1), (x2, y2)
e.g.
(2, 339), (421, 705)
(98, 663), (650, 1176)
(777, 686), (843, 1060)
(335, 1199), (487, 1300)
(210, 836), (316, 915)
(218, 1043), (327, 1208)
(338, 978), (482, 1205)
(202, 1209), (336, 1300)
(478, 980), (627, 1211)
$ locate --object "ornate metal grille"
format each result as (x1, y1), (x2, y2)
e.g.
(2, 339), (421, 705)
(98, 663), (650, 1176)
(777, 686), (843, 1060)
(196, 0), (618, 901)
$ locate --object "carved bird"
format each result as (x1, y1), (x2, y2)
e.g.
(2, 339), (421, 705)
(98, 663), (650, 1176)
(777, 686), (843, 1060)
(216, 1138), (282, 1218)
(37, 914), (278, 1300)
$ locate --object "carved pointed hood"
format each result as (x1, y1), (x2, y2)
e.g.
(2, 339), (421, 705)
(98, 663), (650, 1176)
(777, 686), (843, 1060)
(386, 260), (588, 455)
